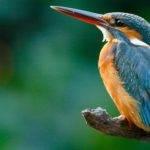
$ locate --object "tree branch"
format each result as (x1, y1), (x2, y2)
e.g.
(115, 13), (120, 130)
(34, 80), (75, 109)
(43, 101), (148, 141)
(82, 107), (150, 141)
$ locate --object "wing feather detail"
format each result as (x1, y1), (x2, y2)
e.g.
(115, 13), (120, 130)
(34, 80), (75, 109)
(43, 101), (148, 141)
(115, 41), (150, 127)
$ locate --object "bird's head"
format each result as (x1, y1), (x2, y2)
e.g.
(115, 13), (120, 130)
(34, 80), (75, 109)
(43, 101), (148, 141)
(51, 6), (150, 44)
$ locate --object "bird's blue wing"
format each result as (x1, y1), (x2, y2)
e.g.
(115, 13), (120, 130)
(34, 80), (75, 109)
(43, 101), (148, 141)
(114, 42), (150, 126)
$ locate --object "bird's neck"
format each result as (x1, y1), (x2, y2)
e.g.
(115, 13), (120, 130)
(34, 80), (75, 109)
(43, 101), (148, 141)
(117, 26), (148, 46)
(133, 23), (150, 45)
(142, 29), (150, 45)
(130, 38), (149, 47)
(98, 25), (150, 46)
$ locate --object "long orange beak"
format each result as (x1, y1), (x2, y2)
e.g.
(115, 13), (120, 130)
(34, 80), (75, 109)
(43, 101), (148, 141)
(50, 6), (107, 26)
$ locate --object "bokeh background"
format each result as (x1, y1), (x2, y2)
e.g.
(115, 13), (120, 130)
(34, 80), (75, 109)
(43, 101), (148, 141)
(0, 0), (150, 150)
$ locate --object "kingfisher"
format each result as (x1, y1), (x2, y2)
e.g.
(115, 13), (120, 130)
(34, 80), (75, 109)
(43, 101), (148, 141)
(51, 6), (150, 131)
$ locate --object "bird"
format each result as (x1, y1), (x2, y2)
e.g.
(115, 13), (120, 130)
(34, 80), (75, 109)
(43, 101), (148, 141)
(51, 6), (150, 131)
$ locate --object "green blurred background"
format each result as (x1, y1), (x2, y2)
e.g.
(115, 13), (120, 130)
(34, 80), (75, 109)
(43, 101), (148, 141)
(0, 0), (150, 149)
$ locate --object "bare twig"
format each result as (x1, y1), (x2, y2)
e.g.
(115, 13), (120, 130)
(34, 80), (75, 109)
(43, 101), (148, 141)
(82, 107), (150, 141)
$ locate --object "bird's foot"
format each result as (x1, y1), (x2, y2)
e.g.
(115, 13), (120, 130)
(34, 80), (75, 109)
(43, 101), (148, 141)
(113, 115), (126, 121)
(113, 115), (134, 128)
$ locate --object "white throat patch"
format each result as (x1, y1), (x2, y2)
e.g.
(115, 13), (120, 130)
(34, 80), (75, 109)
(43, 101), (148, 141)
(97, 26), (112, 42)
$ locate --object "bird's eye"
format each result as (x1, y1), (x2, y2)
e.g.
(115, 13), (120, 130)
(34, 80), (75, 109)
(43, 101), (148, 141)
(115, 19), (124, 26)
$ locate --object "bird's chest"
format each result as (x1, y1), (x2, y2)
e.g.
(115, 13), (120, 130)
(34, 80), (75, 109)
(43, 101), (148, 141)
(98, 41), (138, 117)
(98, 41), (120, 102)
